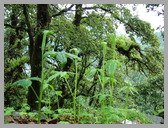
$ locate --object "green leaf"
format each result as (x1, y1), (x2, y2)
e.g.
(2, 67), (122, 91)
(85, 66), (97, 81)
(105, 59), (119, 76)
(43, 51), (58, 58)
(104, 76), (110, 85)
(13, 79), (32, 88)
(45, 72), (60, 84)
(43, 83), (49, 90)
(55, 91), (62, 97)
(49, 84), (54, 90)
(111, 34), (116, 45)
(28, 77), (41, 82)
(42, 30), (54, 52)
(98, 93), (108, 102)
(4, 107), (15, 116)
(42, 83), (54, 90)
(56, 51), (67, 66)
(59, 71), (68, 78)
(45, 71), (68, 84)
(65, 52), (81, 60)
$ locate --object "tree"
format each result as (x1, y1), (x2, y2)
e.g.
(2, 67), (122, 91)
(23, 4), (51, 110)
(4, 4), (164, 116)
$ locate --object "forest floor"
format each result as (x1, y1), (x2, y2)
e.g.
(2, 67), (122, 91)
(4, 115), (141, 124)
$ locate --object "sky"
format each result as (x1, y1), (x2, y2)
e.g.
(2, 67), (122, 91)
(117, 4), (164, 35)
(133, 4), (164, 30)
(65, 4), (164, 33)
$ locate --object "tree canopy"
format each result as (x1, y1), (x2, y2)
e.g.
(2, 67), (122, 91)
(4, 4), (164, 124)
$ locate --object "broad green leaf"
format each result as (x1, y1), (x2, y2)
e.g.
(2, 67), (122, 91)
(56, 51), (67, 66)
(85, 66), (97, 81)
(13, 79), (32, 88)
(105, 59), (119, 76)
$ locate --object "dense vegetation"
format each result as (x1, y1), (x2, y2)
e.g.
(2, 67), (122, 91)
(4, 4), (164, 124)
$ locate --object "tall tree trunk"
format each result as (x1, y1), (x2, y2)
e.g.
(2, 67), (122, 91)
(27, 4), (50, 110)
(73, 4), (83, 27)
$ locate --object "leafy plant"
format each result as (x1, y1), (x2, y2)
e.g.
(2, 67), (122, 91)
(119, 80), (138, 119)
(70, 48), (80, 118)
(4, 107), (15, 116)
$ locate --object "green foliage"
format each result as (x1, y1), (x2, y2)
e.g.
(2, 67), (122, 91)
(4, 107), (15, 116)
(6, 56), (29, 73)
(105, 59), (119, 77)
(4, 4), (164, 124)
(13, 79), (32, 88)
(84, 66), (97, 81)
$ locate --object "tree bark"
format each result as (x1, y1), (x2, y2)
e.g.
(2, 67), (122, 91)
(27, 4), (50, 110)
(73, 4), (83, 27)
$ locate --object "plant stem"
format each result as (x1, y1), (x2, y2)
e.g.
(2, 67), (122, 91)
(73, 59), (78, 118)
(109, 77), (114, 106)
(125, 88), (129, 119)
(37, 31), (46, 124)
(65, 78), (73, 96)
(101, 43), (106, 108)
(37, 51), (44, 124)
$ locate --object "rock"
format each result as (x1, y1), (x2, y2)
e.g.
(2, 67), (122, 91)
(121, 119), (140, 124)
(145, 114), (164, 124)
